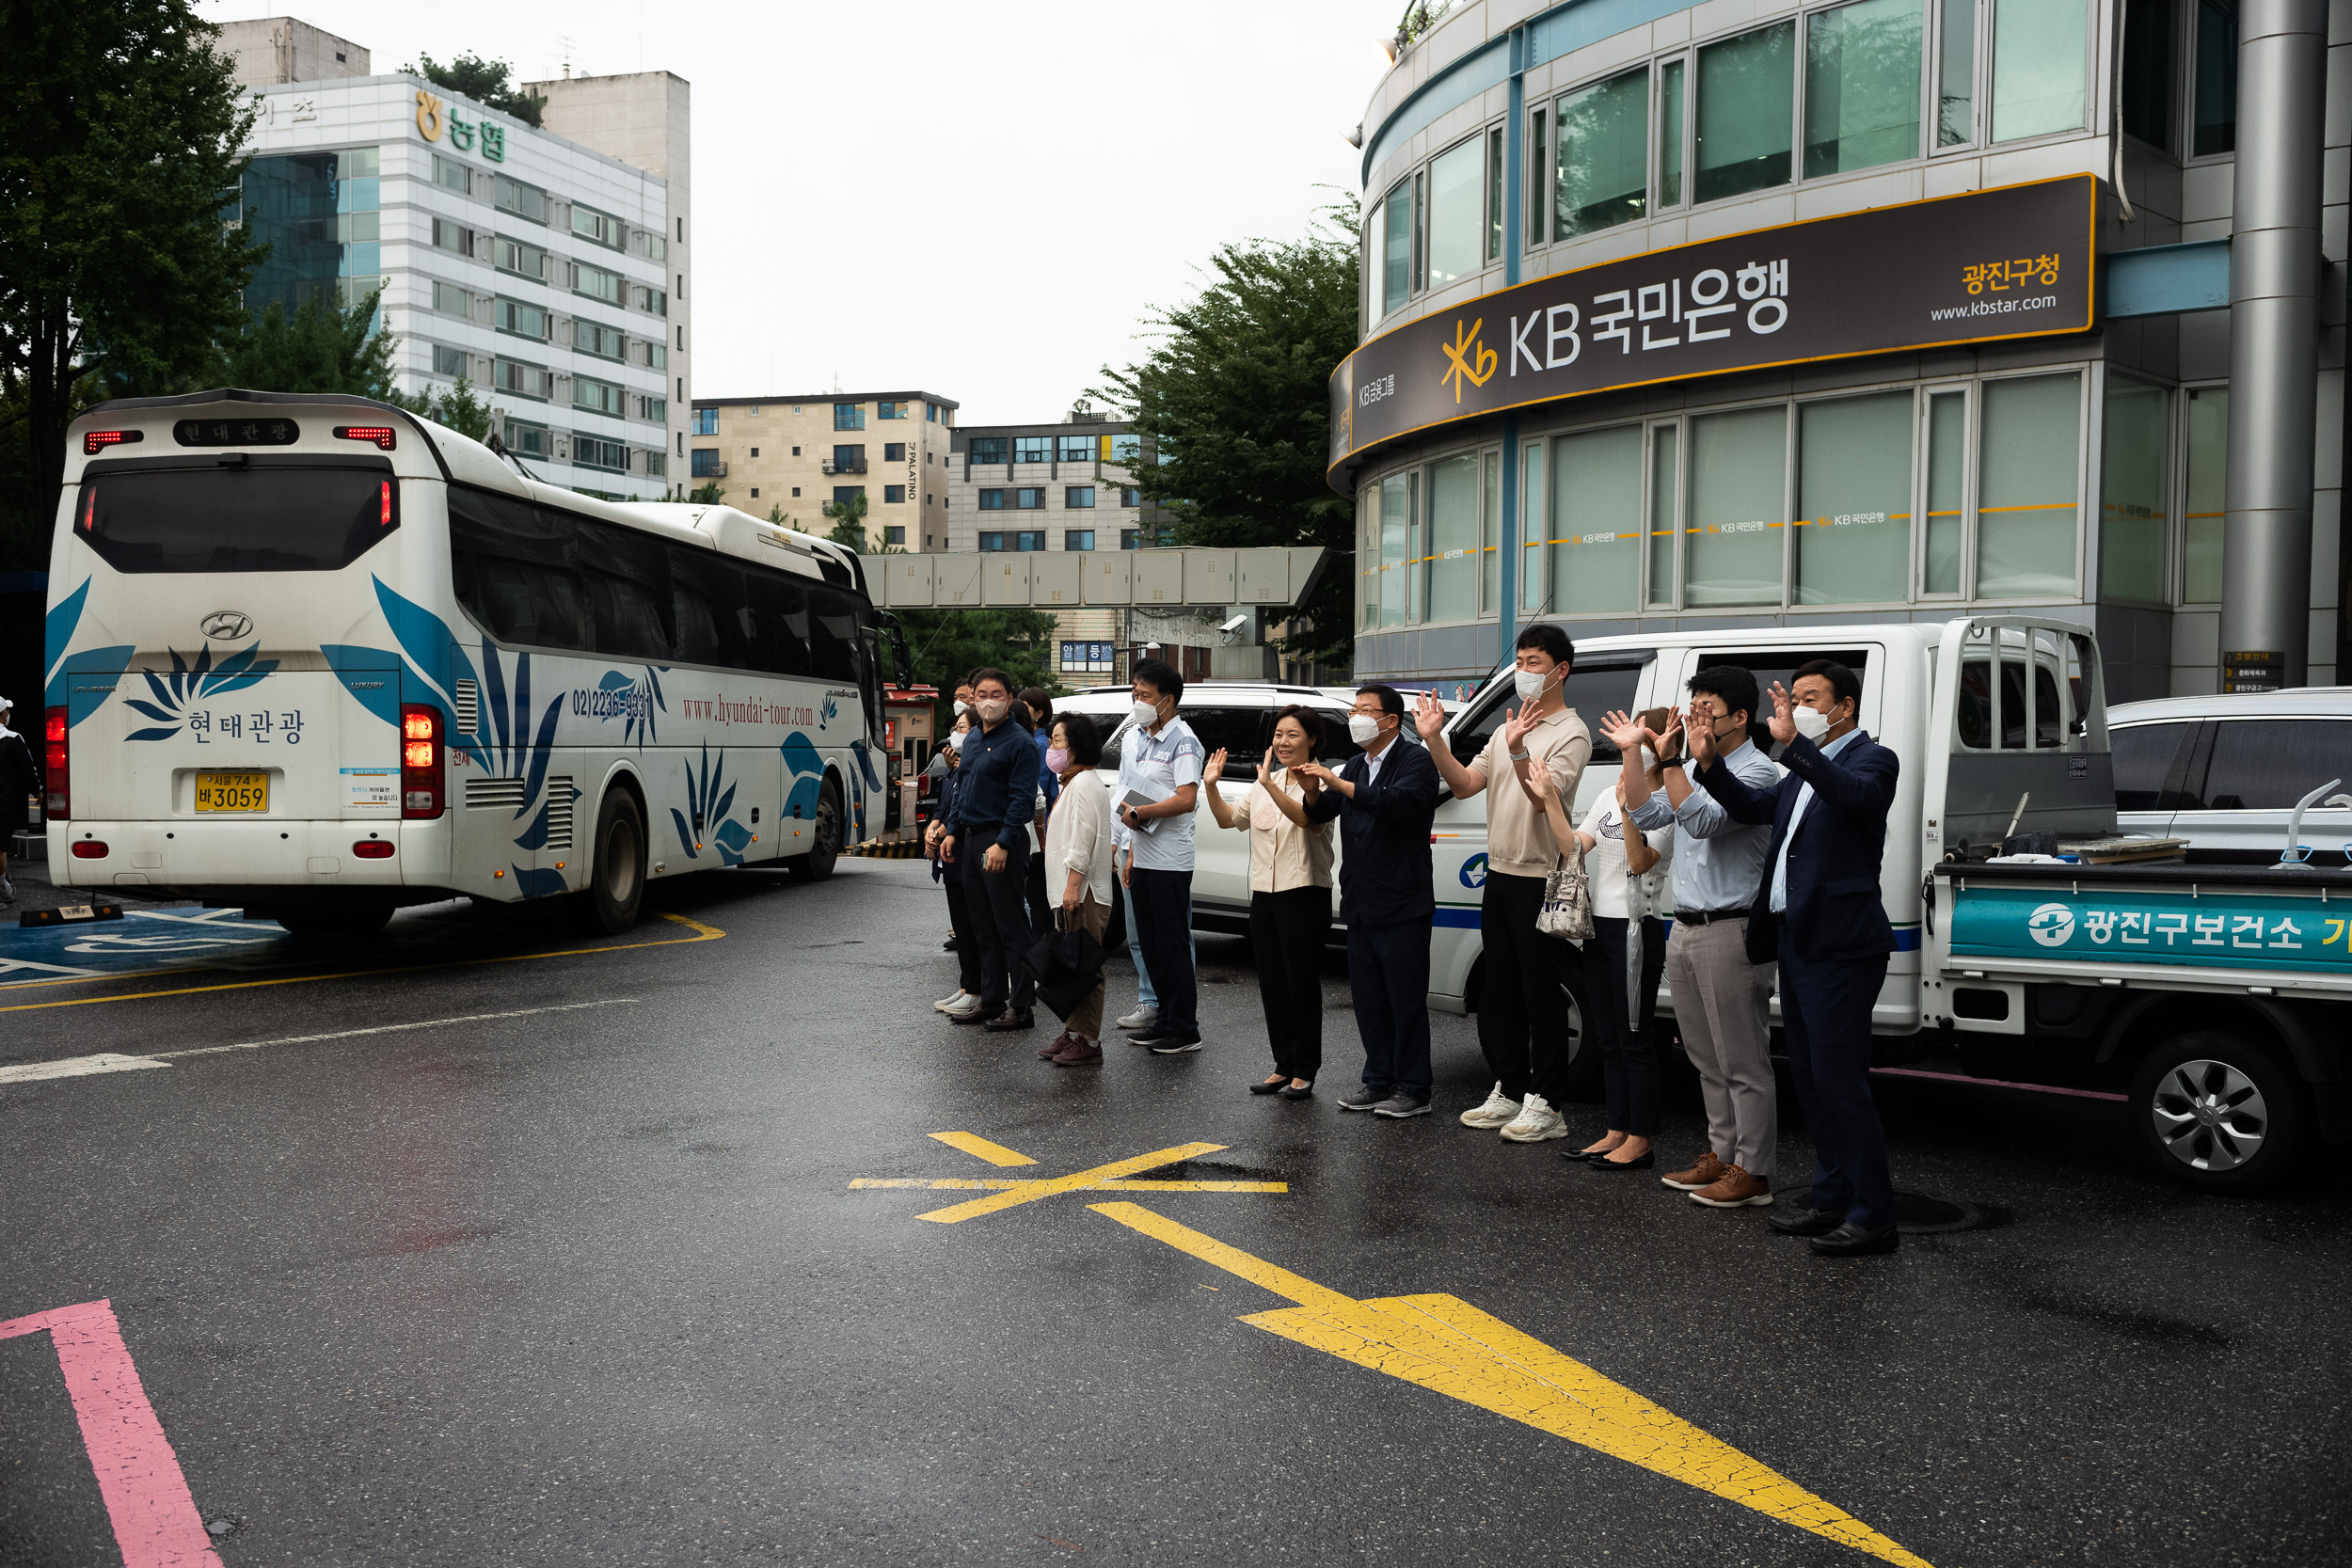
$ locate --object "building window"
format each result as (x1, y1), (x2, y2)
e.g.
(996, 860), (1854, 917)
(1014, 436), (1053, 464)
(791, 486), (801, 498)
(833, 485), (866, 504)
(1548, 426), (1642, 613)
(884, 526), (905, 546)
(978, 489), (1006, 511)
(633, 395), (664, 423)
(571, 261), (622, 305)
(571, 202), (625, 250)
(1804, 0), (1924, 176)
(431, 343), (468, 377)
(1696, 22), (1797, 203)
(494, 357), (551, 401)
(691, 448), (723, 478)
(432, 216), (473, 256)
(644, 451), (664, 479)
(1065, 530), (1095, 552)
(1375, 470), (1411, 626)
(832, 444), (866, 472)
(494, 296), (548, 341)
(877, 401), (908, 420)
(1014, 487), (1044, 510)
(637, 286), (667, 316)
(2183, 388), (2229, 600)
(1064, 485), (1096, 509)
(750, 447), (760, 458)
(1058, 434), (1094, 463)
(928, 404), (938, 421)
(431, 279), (470, 315)
(978, 531), (1007, 552)
(750, 487), (760, 499)
(495, 235), (549, 280)
(572, 376), (625, 417)
(1121, 529), (1140, 550)
(639, 339), (666, 371)
(834, 403), (866, 430)
(1111, 434), (1141, 462)
(692, 408), (719, 436)
(882, 442), (906, 462)
(1553, 69), (1649, 240)
(1120, 486), (1141, 508)
(884, 484), (907, 504)
(1017, 531), (1044, 551)
(2192, 0), (2237, 154)
(575, 319), (626, 360)
(1377, 176), (1412, 315)
(969, 436), (1009, 465)
(1977, 372), (2082, 596)
(503, 419), (548, 456)
(2119, 0), (2176, 149)
(1795, 391), (1913, 605)
(2099, 378), (2173, 605)
(1425, 133), (1487, 288)
(1422, 452), (1482, 622)
(493, 174), (548, 224)
(1685, 406), (1788, 607)
(433, 154), (470, 195)
(575, 435), (628, 472)
(1992, 0), (2089, 142)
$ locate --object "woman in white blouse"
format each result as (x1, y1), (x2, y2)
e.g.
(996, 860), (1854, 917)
(1201, 705), (1336, 1100)
(1039, 714), (1116, 1067)
(1530, 752), (1673, 1170)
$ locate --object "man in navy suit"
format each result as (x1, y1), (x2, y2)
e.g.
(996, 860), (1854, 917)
(1688, 659), (1901, 1257)
(1301, 685), (1441, 1118)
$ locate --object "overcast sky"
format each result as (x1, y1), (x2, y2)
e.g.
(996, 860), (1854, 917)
(196, 0), (1400, 424)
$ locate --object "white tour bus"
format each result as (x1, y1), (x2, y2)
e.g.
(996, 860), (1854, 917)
(43, 389), (898, 934)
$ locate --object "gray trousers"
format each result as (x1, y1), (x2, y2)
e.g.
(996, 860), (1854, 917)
(1664, 917), (1777, 1179)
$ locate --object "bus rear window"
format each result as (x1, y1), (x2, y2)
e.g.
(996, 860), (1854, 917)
(73, 465), (398, 573)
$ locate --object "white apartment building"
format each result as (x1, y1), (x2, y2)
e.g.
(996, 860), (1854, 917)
(224, 19), (689, 500)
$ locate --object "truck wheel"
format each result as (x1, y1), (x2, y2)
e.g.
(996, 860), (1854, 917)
(584, 789), (646, 934)
(2129, 1031), (2305, 1196)
(275, 904), (392, 939)
(788, 779), (842, 882)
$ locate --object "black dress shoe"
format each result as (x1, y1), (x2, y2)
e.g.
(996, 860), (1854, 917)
(1811, 1221), (1900, 1257)
(1766, 1207), (1842, 1237)
(1279, 1083), (1315, 1101)
(1588, 1149), (1655, 1171)
(948, 1006), (994, 1026)
(1248, 1077), (1286, 1096)
(981, 1008), (1034, 1032)
(1559, 1145), (1613, 1164)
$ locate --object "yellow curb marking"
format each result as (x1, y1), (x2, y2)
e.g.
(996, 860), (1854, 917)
(1089, 1201), (1934, 1568)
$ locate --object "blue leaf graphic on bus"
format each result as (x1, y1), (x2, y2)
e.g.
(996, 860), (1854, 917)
(849, 737), (882, 795)
(507, 864), (571, 899)
(121, 642), (281, 740)
(627, 667), (665, 749)
(321, 646), (401, 727)
(819, 694), (838, 731)
(671, 743), (747, 865)
(371, 577), (480, 725)
(474, 637), (564, 845)
(42, 578), (135, 727)
(781, 732), (825, 823)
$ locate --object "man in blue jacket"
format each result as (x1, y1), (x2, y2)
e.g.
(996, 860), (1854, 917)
(1688, 659), (1900, 1257)
(1302, 685), (1441, 1118)
(940, 667), (1042, 1032)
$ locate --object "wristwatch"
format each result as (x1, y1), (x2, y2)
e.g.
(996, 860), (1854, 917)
(1508, 749), (1531, 762)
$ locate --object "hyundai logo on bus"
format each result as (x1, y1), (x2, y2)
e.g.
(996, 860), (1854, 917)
(199, 610), (252, 641)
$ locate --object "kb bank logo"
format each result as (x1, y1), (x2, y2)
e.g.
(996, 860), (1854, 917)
(1440, 318), (1497, 404)
(2026, 902), (2077, 946)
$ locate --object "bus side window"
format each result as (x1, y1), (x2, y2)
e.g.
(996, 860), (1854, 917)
(588, 572), (671, 661)
(671, 582), (723, 665)
(746, 571), (811, 677)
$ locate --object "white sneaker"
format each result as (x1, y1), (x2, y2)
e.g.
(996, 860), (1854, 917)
(942, 992), (985, 1019)
(1499, 1093), (1567, 1143)
(933, 989), (971, 1013)
(1116, 1005), (1159, 1032)
(1458, 1081), (1522, 1129)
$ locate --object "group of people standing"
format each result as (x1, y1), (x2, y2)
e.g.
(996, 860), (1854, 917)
(917, 631), (1905, 1259)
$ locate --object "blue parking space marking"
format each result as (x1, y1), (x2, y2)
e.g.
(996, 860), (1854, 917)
(0, 909), (293, 987)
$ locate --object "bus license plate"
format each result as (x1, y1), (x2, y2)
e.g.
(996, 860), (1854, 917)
(195, 771), (268, 813)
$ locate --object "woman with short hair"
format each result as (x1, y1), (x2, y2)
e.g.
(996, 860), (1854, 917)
(1201, 705), (1334, 1099)
(1040, 713), (1115, 1066)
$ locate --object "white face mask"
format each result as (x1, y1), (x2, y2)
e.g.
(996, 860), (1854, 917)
(1130, 698), (1162, 728)
(1637, 744), (1659, 774)
(976, 697), (1009, 724)
(1791, 705), (1832, 743)
(1348, 713), (1382, 746)
(953, 700), (970, 717)
(946, 729), (966, 752)
(1512, 666), (1555, 702)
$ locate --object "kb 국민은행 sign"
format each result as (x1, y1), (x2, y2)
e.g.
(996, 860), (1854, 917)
(1327, 174), (2099, 492)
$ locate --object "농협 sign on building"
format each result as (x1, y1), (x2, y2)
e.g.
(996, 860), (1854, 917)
(1327, 174), (2098, 494)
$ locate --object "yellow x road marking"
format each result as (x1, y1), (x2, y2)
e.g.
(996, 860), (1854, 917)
(848, 1132), (1287, 1223)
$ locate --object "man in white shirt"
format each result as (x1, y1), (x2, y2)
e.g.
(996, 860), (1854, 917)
(1114, 659), (1205, 1053)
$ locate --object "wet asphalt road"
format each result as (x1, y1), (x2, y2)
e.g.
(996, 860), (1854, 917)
(2, 857), (2347, 1568)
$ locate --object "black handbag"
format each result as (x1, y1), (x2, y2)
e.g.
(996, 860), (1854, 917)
(1024, 909), (1108, 1022)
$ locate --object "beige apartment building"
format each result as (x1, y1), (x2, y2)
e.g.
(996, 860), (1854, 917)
(687, 392), (959, 547)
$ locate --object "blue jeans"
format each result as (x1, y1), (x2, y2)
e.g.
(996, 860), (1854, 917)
(1122, 874), (1195, 1009)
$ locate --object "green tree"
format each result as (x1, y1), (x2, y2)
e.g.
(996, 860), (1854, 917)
(895, 608), (1063, 729)
(1094, 200), (1360, 668)
(821, 487), (869, 550)
(0, 0), (263, 531)
(385, 374), (500, 444)
(215, 291), (399, 398)
(687, 481), (725, 503)
(405, 52), (547, 127)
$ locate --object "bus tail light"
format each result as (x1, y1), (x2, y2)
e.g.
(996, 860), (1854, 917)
(43, 706), (68, 818)
(335, 425), (398, 451)
(352, 840), (395, 859)
(82, 429), (143, 455)
(380, 480), (394, 527)
(71, 841), (109, 859)
(401, 705), (444, 818)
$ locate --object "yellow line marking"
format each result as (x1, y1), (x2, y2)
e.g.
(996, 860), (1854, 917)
(928, 1132), (1039, 1166)
(918, 1142), (1227, 1224)
(0, 912), (724, 1014)
(850, 1178), (1287, 1194)
(1089, 1201), (1934, 1568)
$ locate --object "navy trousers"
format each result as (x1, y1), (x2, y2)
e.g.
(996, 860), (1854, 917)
(1346, 918), (1432, 1101)
(1776, 931), (1894, 1228)
(960, 832), (1035, 1014)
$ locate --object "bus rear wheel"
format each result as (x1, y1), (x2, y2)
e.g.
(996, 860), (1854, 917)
(584, 789), (646, 933)
(789, 779), (843, 882)
(274, 903), (392, 939)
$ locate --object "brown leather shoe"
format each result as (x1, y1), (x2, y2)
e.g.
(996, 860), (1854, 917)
(1039, 1031), (1075, 1059)
(981, 1008), (1035, 1032)
(1687, 1164), (1773, 1208)
(1660, 1150), (1726, 1192)
(1051, 1038), (1103, 1067)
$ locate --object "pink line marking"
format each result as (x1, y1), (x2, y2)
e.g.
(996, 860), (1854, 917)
(1870, 1065), (2129, 1102)
(0, 1298), (224, 1568)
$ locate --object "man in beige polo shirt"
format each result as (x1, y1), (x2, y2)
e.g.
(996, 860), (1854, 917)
(1412, 623), (1591, 1142)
